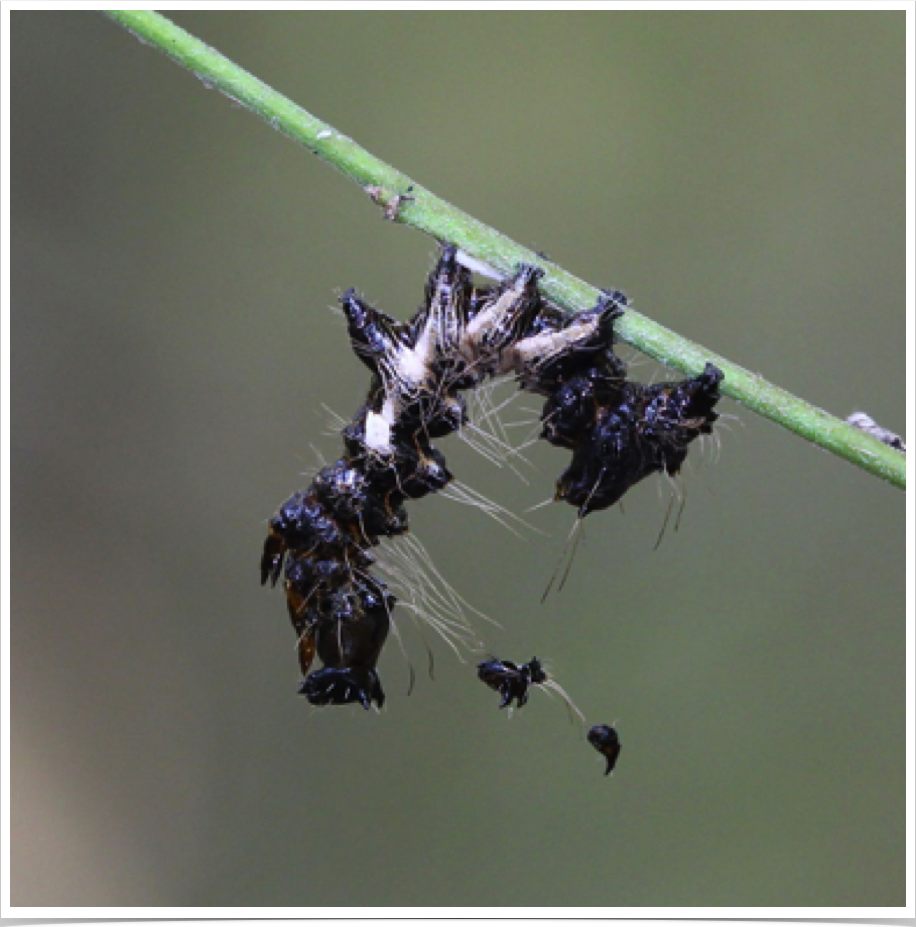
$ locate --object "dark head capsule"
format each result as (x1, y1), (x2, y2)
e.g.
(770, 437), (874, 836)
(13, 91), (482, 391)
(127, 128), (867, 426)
(587, 724), (621, 776)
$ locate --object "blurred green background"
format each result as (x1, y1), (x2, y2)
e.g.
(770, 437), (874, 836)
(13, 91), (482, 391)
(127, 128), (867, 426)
(11, 11), (905, 907)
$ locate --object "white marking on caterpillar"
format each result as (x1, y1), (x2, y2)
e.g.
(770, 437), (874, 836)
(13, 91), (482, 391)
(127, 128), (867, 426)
(364, 409), (393, 453)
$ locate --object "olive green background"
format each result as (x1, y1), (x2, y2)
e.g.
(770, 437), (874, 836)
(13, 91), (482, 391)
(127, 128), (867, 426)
(11, 11), (905, 907)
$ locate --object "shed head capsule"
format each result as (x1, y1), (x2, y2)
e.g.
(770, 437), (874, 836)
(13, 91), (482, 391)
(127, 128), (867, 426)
(587, 724), (621, 776)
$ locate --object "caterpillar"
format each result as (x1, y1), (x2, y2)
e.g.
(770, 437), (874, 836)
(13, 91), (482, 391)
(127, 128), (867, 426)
(261, 244), (724, 711)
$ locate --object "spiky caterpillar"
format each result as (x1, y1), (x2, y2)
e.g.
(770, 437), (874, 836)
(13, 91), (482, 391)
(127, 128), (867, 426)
(261, 245), (723, 708)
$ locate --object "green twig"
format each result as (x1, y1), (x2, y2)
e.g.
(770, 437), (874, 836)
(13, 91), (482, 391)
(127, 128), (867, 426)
(103, 10), (905, 491)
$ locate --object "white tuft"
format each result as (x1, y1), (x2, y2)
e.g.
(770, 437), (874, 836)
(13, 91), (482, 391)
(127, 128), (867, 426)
(365, 410), (392, 452)
(455, 250), (505, 281)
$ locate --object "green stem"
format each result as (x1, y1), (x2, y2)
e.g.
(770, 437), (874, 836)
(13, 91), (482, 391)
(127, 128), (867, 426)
(103, 10), (905, 490)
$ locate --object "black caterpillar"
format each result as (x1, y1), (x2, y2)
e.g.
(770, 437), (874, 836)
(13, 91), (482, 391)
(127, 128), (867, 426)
(261, 244), (724, 710)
